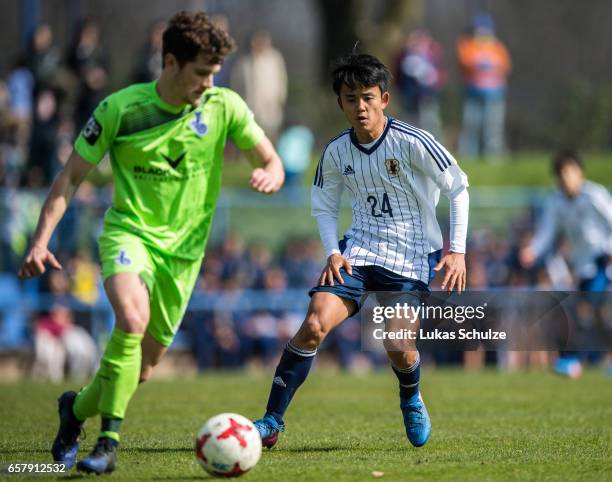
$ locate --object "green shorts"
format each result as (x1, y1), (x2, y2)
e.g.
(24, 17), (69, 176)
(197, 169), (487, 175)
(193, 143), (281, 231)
(99, 230), (202, 347)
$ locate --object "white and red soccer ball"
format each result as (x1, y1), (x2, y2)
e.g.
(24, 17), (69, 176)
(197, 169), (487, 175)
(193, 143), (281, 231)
(195, 413), (262, 477)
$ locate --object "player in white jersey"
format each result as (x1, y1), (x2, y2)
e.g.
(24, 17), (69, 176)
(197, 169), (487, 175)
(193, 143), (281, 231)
(254, 53), (469, 448)
(520, 150), (611, 377)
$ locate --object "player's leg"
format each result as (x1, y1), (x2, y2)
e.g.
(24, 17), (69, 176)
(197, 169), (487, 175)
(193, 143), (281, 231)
(76, 272), (150, 474)
(255, 288), (358, 448)
(266, 292), (354, 414)
(375, 264), (436, 448)
(51, 267), (150, 472)
(139, 332), (169, 383)
(384, 313), (429, 447)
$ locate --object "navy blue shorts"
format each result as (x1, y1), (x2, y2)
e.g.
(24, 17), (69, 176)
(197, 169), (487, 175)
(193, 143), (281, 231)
(309, 250), (442, 315)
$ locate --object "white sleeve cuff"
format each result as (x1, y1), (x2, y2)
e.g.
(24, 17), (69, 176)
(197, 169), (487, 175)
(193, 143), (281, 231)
(449, 188), (469, 253)
(316, 214), (340, 257)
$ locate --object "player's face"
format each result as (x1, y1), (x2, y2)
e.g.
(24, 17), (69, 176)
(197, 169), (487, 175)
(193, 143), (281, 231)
(338, 84), (390, 141)
(172, 54), (222, 106)
(558, 163), (583, 198)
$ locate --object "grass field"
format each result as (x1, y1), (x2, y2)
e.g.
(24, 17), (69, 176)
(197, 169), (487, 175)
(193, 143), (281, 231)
(1, 370), (610, 481)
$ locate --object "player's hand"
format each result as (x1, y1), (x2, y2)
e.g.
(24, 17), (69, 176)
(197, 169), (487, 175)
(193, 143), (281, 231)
(18, 245), (63, 279)
(519, 247), (536, 268)
(319, 253), (352, 286)
(250, 167), (283, 194)
(433, 252), (466, 294)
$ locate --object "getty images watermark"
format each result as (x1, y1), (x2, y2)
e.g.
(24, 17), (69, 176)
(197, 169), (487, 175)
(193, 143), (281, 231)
(370, 301), (505, 341)
(360, 291), (612, 352)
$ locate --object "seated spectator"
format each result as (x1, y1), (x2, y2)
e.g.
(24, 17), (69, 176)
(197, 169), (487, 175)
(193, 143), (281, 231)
(31, 303), (98, 382)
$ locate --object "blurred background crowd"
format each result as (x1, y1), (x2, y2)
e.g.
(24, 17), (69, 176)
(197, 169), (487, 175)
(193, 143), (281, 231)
(0, 0), (610, 380)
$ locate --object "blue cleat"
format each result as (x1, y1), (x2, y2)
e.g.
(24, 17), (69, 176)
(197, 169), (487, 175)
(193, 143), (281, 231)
(253, 414), (285, 449)
(400, 392), (431, 447)
(77, 437), (118, 474)
(553, 357), (583, 379)
(51, 391), (83, 469)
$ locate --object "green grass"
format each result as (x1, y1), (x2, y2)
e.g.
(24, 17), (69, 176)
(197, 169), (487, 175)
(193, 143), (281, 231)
(1, 370), (611, 481)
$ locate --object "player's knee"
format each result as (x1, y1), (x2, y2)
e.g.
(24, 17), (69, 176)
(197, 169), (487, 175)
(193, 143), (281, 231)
(388, 350), (419, 369)
(115, 309), (148, 334)
(301, 313), (329, 347)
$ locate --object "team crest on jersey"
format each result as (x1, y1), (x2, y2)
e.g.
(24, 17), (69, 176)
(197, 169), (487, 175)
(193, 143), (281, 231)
(115, 250), (132, 266)
(385, 159), (401, 177)
(190, 111), (208, 136)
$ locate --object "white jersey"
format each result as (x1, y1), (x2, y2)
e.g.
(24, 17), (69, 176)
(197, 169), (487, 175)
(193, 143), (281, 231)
(311, 117), (469, 284)
(531, 180), (612, 281)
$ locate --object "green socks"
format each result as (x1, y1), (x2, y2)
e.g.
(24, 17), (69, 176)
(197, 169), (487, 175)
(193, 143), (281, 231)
(73, 329), (144, 441)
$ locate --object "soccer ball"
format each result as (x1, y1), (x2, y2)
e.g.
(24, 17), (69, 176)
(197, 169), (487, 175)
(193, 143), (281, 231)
(195, 413), (262, 477)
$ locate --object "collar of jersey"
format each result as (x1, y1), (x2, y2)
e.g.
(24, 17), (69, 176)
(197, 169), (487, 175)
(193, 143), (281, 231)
(350, 116), (392, 155)
(151, 81), (196, 115)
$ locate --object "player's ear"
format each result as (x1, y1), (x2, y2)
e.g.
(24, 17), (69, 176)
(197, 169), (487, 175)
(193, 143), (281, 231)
(381, 91), (390, 109)
(163, 53), (179, 72)
(337, 96), (343, 111)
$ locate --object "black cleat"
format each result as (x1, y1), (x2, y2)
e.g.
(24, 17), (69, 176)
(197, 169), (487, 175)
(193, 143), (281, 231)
(51, 391), (83, 469)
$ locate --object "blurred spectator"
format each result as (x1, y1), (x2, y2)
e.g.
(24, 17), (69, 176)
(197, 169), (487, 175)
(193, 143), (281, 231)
(231, 30), (287, 142)
(134, 20), (166, 83)
(219, 233), (250, 283)
(31, 303), (98, 382)
(66, 19), (109, 129)
(457, 14), (511, 158)
(66, 20), (106, 76)
(245, 241), (273, 289)
(242, 310), (281, 368)
(26, 24), (62, 90)
(395, 29), (446, 137)
(6, 58), (35, 161)
(75, 64), (109, 131)
(276, 125), (315, 186)
(209, 14), (235, 88)
(28, 88), (60, 184)
(0, 79), (23, 189)
(281, 237), (322, 287)
(69, 249), (100, 305)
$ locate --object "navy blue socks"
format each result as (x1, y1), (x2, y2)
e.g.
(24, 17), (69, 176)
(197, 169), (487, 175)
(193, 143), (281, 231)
(265, 341), (317, 423)
(392, 352), (420, 400)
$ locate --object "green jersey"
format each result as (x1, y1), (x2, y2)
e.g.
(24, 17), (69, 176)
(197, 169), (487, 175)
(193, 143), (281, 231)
(75, 82), (264, 260)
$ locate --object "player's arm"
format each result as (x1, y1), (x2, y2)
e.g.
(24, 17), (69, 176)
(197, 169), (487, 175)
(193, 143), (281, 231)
(433, 188), (469, 293)
(588, 184), (612, 229)
(412, 135), (469, 293)
(311, 148), (349, 286)
(519, 197), (559, 268)
(19, 94), (118, 278)
(243, 136), (285, 194)
(18, 151), (95, 278)
(225, 89), (284, 194)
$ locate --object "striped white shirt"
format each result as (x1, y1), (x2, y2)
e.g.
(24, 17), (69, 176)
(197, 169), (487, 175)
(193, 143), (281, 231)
(311, 117), (469, 283)
(530, 180), (612, 281)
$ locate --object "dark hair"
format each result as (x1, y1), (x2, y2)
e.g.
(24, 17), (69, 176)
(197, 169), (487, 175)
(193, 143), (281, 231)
(162, 11), (235, 67)
(552, 149), (583, 176)
(331, 53), (391, 96)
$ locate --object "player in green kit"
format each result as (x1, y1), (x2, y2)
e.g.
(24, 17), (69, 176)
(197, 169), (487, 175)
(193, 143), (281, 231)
(18, 11), (284, 474)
